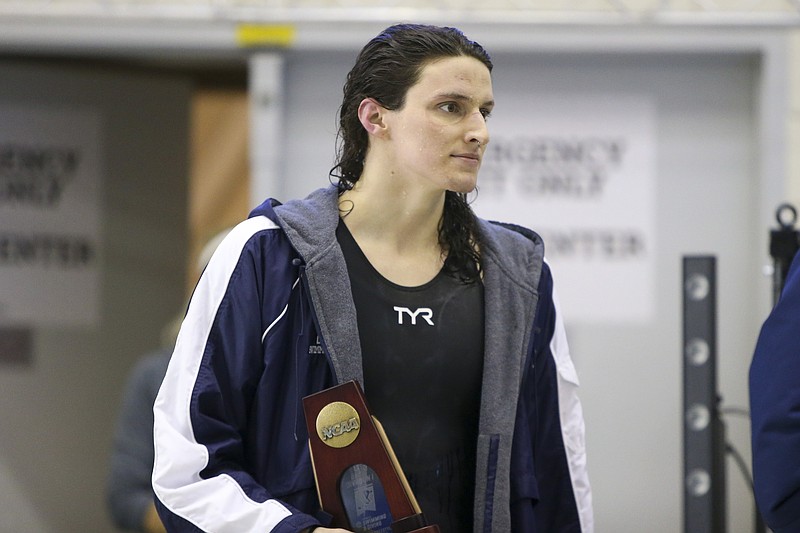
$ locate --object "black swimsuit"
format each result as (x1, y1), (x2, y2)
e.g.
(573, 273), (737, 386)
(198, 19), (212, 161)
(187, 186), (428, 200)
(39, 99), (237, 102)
(337, 219), (485, 532)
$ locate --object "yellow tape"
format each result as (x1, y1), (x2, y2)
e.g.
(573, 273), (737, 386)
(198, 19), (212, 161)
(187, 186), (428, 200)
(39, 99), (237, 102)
(235, 24), (296, 48)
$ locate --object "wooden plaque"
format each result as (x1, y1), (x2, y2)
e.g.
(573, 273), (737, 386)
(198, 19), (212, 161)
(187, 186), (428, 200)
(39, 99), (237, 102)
(303, 381), (439, 533)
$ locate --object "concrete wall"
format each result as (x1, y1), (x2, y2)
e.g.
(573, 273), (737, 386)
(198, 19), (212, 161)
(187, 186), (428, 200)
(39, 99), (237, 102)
(0, 60), (190, 532)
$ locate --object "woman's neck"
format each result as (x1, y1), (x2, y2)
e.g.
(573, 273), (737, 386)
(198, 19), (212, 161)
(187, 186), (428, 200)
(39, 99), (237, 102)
(338, 170), (447, 286)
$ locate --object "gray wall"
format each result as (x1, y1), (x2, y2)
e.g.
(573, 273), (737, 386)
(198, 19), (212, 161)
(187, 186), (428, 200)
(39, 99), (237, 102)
(493, 52), (762, 532)
(0, 60), (190, 532)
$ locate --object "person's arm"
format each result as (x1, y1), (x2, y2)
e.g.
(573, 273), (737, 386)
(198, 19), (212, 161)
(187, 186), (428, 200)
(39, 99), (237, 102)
(523, 263), (593, 532)
(750, 251), (800, 532)
(548, 278), (593, 531)
(142, 503), (167, 533)
(106, 353), (167, 532)
(152, 220), (320, 533)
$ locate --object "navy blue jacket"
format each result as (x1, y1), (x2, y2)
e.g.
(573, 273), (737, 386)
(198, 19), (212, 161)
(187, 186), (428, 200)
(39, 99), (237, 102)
(152, 187), (592, 532)
(750, 250), (800, 532)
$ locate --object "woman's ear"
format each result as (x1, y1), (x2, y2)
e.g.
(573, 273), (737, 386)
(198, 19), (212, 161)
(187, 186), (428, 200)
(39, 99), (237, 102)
(357, 98), (388, 137)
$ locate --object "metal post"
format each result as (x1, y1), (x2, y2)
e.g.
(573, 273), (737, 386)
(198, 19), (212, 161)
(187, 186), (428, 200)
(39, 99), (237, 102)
(249, 52), (285, 207)
(683, 256), (726, 533)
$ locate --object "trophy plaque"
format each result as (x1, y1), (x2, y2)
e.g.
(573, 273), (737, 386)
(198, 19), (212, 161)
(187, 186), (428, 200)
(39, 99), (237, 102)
(302, 380), (440, 533)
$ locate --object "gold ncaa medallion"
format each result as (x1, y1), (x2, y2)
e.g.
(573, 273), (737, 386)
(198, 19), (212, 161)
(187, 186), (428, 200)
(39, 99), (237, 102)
(316, 401), (361, 448)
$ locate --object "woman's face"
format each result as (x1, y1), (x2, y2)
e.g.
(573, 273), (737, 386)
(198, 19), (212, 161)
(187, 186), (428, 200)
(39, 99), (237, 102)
(381, 55), (494, 195)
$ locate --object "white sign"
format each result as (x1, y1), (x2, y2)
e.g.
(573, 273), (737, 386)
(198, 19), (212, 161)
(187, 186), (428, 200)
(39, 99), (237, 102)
(474, 95), (656, 323)
(0, 105), (102, 326)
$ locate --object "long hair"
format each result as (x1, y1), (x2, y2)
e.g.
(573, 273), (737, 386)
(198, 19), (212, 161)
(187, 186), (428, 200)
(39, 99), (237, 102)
(331, 24), (493, 282)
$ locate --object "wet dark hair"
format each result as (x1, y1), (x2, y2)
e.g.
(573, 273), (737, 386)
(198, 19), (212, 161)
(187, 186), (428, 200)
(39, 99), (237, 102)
(331, 24), (493, 282)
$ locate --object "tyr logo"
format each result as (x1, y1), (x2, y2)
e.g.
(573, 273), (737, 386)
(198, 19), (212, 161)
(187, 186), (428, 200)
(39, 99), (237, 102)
(393, 306), (435, 326)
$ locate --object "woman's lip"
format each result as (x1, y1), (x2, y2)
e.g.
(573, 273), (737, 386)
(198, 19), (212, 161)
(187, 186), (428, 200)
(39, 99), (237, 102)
(452, 154), (481, 168)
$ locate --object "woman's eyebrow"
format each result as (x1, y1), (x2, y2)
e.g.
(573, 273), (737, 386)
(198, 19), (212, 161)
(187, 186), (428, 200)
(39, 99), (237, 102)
(433, 92), (495, 108)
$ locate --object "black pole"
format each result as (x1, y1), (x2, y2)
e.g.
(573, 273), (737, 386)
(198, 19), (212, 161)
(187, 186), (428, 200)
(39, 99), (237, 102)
(683, 256), (725, 533)
(769, 203), (799, 306)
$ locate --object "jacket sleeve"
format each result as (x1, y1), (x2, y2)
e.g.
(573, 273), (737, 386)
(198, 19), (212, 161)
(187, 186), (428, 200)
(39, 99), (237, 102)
(750, 251), (800, 532)
(151, 218), (318, 533)
(522, 262), (593, 532)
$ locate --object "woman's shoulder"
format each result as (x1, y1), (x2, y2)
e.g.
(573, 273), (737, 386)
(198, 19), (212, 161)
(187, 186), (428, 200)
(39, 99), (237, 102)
(478, 217), (544, 257)
(476, 217), (550, 292)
